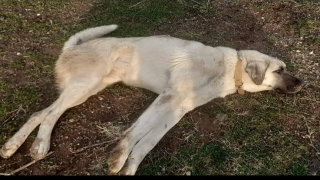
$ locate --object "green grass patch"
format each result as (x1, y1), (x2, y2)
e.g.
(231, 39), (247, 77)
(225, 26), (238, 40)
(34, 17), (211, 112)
(137, 142), (230, 175)
(24, 51), (55, 78)
(0, 83), (42, 144)
(79, 0), (187, 37)
(294, 19), (320, 36)
(255, 1), (273, 10)
(220, 93), (309, 175)
(288, 162), (307, 175)
(9, 59), (25, 69)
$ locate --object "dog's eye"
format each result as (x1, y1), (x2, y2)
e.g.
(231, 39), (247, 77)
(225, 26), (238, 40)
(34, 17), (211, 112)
(274, 68), (284, 74)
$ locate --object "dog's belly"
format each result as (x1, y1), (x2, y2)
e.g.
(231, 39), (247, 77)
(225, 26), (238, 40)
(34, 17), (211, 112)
(121, 62), (169, 94)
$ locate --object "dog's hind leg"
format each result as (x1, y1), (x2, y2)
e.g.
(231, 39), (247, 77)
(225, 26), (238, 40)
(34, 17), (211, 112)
(29, 74), (121, 160)
(0, 109), (49, 158)
(0, 73), (120, 159)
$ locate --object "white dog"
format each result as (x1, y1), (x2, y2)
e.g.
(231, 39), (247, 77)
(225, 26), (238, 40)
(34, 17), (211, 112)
(0, 25), (304, 175)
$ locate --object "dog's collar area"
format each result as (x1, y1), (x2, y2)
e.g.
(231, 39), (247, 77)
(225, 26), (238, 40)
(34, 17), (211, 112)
(234, 56), (245, 95)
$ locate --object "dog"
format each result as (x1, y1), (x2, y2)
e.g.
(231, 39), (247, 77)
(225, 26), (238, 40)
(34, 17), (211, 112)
(0, 24), (305, 175)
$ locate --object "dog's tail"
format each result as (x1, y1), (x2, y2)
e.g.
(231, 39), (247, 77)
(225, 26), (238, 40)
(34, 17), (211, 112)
(62, 24), (118, 51)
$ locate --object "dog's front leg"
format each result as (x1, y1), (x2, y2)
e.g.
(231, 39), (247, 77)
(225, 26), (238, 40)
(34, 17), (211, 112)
(107, 88), (187, 174)
(117, 91), (218, 175)
(117, 104), (187, 175)
(108, 86), (218, 175)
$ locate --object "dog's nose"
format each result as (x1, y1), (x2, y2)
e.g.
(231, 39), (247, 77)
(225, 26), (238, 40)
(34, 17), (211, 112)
(295, 77), (306, 87)
(295, 79), (306, 92)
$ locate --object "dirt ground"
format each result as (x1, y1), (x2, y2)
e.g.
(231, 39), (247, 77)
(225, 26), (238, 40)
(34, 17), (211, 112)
(0, 0), (319, 175)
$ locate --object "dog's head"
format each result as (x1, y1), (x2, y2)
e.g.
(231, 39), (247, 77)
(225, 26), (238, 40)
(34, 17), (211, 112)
(238, 50), (305, 94)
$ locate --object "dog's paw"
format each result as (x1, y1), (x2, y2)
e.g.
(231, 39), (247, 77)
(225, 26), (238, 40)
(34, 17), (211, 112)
(30, 138), (50, 160)
(0, 141), (20, 158)
(119, 162), (137, 175)
(107, 144), (129, 174)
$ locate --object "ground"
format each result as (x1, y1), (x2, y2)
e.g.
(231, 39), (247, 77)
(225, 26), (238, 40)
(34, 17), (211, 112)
(0, 0), (319, 176)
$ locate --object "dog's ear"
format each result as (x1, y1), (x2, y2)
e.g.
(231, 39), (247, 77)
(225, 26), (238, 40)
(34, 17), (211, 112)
(245, 61), (269, 85)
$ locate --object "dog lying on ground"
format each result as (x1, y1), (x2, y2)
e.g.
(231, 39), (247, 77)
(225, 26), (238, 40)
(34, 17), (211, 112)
(0, 24), (305, 175)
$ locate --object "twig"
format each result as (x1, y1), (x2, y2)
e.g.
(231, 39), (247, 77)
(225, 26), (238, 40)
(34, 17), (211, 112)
(304, 122), (320, 155)
(70, 139), (118, 154)
(2, 105), (26, 125)
(206, 0), (211, 12)
(0, 151), (54, 175)
(285, 0), (299, 4)
(129, 0), (146, 8)
(198, 14), (208, 22)
(177, 0), (193, 8)
(0, 173), (10, 176)
(190, 0), (202, 6)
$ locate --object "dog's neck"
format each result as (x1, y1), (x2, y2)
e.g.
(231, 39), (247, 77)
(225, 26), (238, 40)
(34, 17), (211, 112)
(234, 53), (245, 94)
